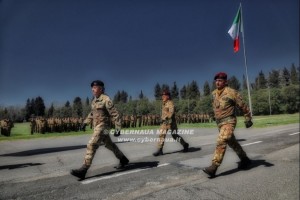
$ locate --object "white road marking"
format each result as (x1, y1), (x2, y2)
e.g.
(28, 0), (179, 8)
(241, 141), (262, 146)
(289, 132), (299, 136)
(82, 163), (170, 184)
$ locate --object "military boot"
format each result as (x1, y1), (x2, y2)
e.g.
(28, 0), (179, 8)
(202, 164), (218, 178)
(238, 157), (252, 170)
(70, 164), (89, 180)
(183, 143), (189, 152)
(115, 156), (129, 169)
(152, 148), (163, 156)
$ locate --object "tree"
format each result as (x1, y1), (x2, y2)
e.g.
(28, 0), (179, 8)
(255, 70), (267, 89)
(48, 103), (55, 117)
(113, 91), (121, 103)
(154, 83), (162, 100)
(171, 82), (179, 99)
(120, 90), (128, 103)
(24, 98), (34, 120)
(139, 90), (144, 99)
(73, 97), (83, 117)
(203, 81), (211, 96)
(282, 85), (299, 113)
(281, 67), (290, 86)
(61, 101), (72, 117)
(187, 80), (200, 100)
(268, 70), (280, 88)
(180, 85), (187, 99)
(82, 97), (91, 118)
(34, 96), (45, 116)
(228, 76), (241, 90)
(290, 63), (299, 85)
(161, 84), (170, 92)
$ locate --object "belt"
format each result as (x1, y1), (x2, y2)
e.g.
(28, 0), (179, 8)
(215, 116), (235, 124)
(161, 119), (172, 124)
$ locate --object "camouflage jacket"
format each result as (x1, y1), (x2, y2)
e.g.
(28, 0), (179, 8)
(212, 87), (251, 123)
(84, 94), (122, 129)
(161, 100), (176, 125)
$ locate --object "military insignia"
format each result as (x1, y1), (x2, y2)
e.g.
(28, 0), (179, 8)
(107, 100), (113, 108)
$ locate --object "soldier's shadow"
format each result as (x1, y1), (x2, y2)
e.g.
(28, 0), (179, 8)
(163, 147), (201, 155)
(0, 163), (44, 170)
(0, 145), (87, 156)
(216, 159), (274, 178)
(85, 161), (160, 180)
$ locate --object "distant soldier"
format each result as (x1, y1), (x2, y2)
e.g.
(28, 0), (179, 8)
(203, 72), (253, 178)
(29, 117), (36, 134)
(0, 119), (13, 136)
(153, 89), (189, 156)
(71, 80), (129, 180)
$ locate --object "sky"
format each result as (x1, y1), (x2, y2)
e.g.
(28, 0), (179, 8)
(0, 0), (299, 107)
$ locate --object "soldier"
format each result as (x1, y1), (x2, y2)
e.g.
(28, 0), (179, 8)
(71, 80), (129, 180)
(0, 119), (13, 136)
(153, 89), (189, 156)
(202, 72), (253, 178)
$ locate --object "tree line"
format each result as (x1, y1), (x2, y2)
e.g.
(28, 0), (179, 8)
(0, 63), (298, 122)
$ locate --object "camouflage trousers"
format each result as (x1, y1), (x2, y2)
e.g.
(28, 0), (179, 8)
(157, 123), (187, 149)
(212, 123), (247, 166)
(83, 124), (125, 167)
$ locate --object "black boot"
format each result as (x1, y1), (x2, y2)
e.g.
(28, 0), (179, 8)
(238, 157), (252, 170)
(153, 148), (163, 156)
(115, 156), (129, 169)
(183, 143), (189, 152)
(70, 164), (89, 180)
(202, 164), (218, 178)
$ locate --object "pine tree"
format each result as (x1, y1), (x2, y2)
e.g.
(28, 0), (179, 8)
(139, 90), (144, 99)
(228, 76), (241, 90)
(48, 103), (55, 117)
(180, 85), (187, 99)
(73, 97), (83, 117)
(120, 90), (128, 103)
(203, 81), (211, 96)
(34, 96), (45, 116)
(268, 70), (280, 88)
(281, 67), (290, 86)
(255, 70), (267, 89)
(154, 83), (161, 100)
(171, 82), (179, 99)
(290, 63), (299, 85)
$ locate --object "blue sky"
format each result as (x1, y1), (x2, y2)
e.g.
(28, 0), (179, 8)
(0, 0), (299, 107)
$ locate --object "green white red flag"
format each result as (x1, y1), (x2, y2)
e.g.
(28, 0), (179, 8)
(228, 6), (242, 53)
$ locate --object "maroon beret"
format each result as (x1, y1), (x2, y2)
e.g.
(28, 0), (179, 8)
(162, 89), (170, 96)
(214, 72), (227, 80)
(91, 80), (104, 87)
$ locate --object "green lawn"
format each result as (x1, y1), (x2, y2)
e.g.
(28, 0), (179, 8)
(0, 113), (298, 141)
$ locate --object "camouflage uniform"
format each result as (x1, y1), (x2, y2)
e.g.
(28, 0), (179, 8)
(83, 94), (126, 167)
(211, 86), (252, 166)
(157, 99), (188, 150)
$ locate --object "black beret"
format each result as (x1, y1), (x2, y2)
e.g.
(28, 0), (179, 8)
(162, 89), (170, 96)
(90, 80), (104, 87)
(214, 72), (227, 80)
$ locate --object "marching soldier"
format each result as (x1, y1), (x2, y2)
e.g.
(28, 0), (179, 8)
(153, 89), (189, 156)
(71, 80), (129, 180)
(203, 72), (253, 178)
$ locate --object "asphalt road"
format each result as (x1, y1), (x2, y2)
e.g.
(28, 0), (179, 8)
(0, 124), (299, 200)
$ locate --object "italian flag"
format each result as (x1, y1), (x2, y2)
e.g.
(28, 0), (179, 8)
(228, 6), (242, 53)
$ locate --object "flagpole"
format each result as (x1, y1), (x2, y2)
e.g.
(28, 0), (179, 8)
(240, 3), (253, 116)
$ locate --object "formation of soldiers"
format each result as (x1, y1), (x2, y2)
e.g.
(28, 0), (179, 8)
(29, 117), (84, 134)
(122, 113), (212, 128)
(0, 118), (14, 137)
(0, 113), (212, 136)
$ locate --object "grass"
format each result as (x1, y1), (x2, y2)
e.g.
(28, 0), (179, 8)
(0, 113), (298, 141)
